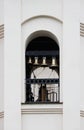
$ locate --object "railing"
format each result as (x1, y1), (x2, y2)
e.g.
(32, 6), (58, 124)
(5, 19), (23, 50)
(25, 78), (60, 103)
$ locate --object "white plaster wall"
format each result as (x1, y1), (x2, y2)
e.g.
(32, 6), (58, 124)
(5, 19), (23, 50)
(63, 0), (80, 130)
(22, 114), (62, 130)
(81, 117), (84, 130)
(21, 104), (63, 130)
(21, 0), (62, 23)
(0, 0), (4, 24)
(4, 0), (21, 130)
(21, 17), (63, 103)
(80, 0), (84, 23)
(0, 39), (4, 130)
(0, 118), (4, 130)
(0, 39), (4, 111)
(80, 36), (84, 110)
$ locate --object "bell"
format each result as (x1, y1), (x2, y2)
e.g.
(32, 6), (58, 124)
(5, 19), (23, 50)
(34, 57), (39, 66)
(28, 57), (32, 64)
(41, 57), (47, 67)
(50, 57), (58, 69)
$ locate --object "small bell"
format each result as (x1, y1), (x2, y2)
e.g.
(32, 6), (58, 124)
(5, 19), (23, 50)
(28, 57), (32, 64)
(34, 57), (39, 66)
(50, 57), (58, 69)
(41, 57), (47, 67)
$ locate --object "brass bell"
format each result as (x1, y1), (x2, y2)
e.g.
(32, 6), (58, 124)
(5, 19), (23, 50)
(34, 57), (39, 66)
(41, 57), (47, 67)
(28, 57), (32, 64)
(50, 57), (58, 69)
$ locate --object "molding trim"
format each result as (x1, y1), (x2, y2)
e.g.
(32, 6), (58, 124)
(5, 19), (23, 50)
(21, 108), (84, 117)
(22, 15), (63, 25)
(0, 24), (4, 39)
(0, 23), (84, 38)
(21, 108), (63, 114)
(0, 111), (4, 118)
(0, 110), (84, 117)
(80, 110), (84, 117)
(80, 23), (84, 37)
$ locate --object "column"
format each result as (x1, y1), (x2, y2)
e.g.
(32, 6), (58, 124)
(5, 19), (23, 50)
(63, 0), (80, 130)
(4, 0), (21, 130)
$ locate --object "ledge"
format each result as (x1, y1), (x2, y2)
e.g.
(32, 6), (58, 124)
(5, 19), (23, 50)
(21, 103), (63, 114)
(22, 102), (63, 105)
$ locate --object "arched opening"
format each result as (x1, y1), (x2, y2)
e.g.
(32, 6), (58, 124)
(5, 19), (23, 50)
(25, 36), (60, 103)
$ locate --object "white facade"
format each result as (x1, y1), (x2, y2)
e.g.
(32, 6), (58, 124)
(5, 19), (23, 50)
(0, 0), (83, 130)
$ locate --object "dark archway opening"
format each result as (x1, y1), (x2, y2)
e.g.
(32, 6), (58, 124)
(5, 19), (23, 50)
(27, 36), (59, 51)
(25, 36), (60, 103)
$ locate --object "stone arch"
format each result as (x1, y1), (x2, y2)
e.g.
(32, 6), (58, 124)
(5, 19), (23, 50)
(25, 30), (60, 49)
(21, 15), (62, 102)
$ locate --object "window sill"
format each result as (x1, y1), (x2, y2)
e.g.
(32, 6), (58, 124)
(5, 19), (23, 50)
(21, 102), (63, 114)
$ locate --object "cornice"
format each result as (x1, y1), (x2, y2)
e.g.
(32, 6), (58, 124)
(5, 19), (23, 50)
(0, 24), (4, 39)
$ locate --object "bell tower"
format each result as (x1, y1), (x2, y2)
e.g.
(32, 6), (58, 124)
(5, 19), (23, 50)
(0, 0), (81, 130)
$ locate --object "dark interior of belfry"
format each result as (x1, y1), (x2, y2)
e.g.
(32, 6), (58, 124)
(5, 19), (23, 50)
(25, 36), (60, 103)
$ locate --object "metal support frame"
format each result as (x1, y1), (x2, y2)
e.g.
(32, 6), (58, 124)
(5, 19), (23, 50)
(26, 78), (59, 84)
(26, 51), (59, 57)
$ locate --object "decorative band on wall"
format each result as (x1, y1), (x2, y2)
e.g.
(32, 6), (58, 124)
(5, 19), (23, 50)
(21, 108), (63, 114)
(0, 112), (4, 118)
(80, 110), (84, 117)
(0, 24), (4, 39)
(0, 23), (84, 38)
(80, 23), (84, 37)
(21, 108), (84, 117)
(0, 110), (84, 117)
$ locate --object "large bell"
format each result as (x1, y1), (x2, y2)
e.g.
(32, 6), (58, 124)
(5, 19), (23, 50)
(28, 57), (32, 64)
(34, 57), (39, 66)
(41, 57), (47, 67)
(50, 57), (58, 69)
